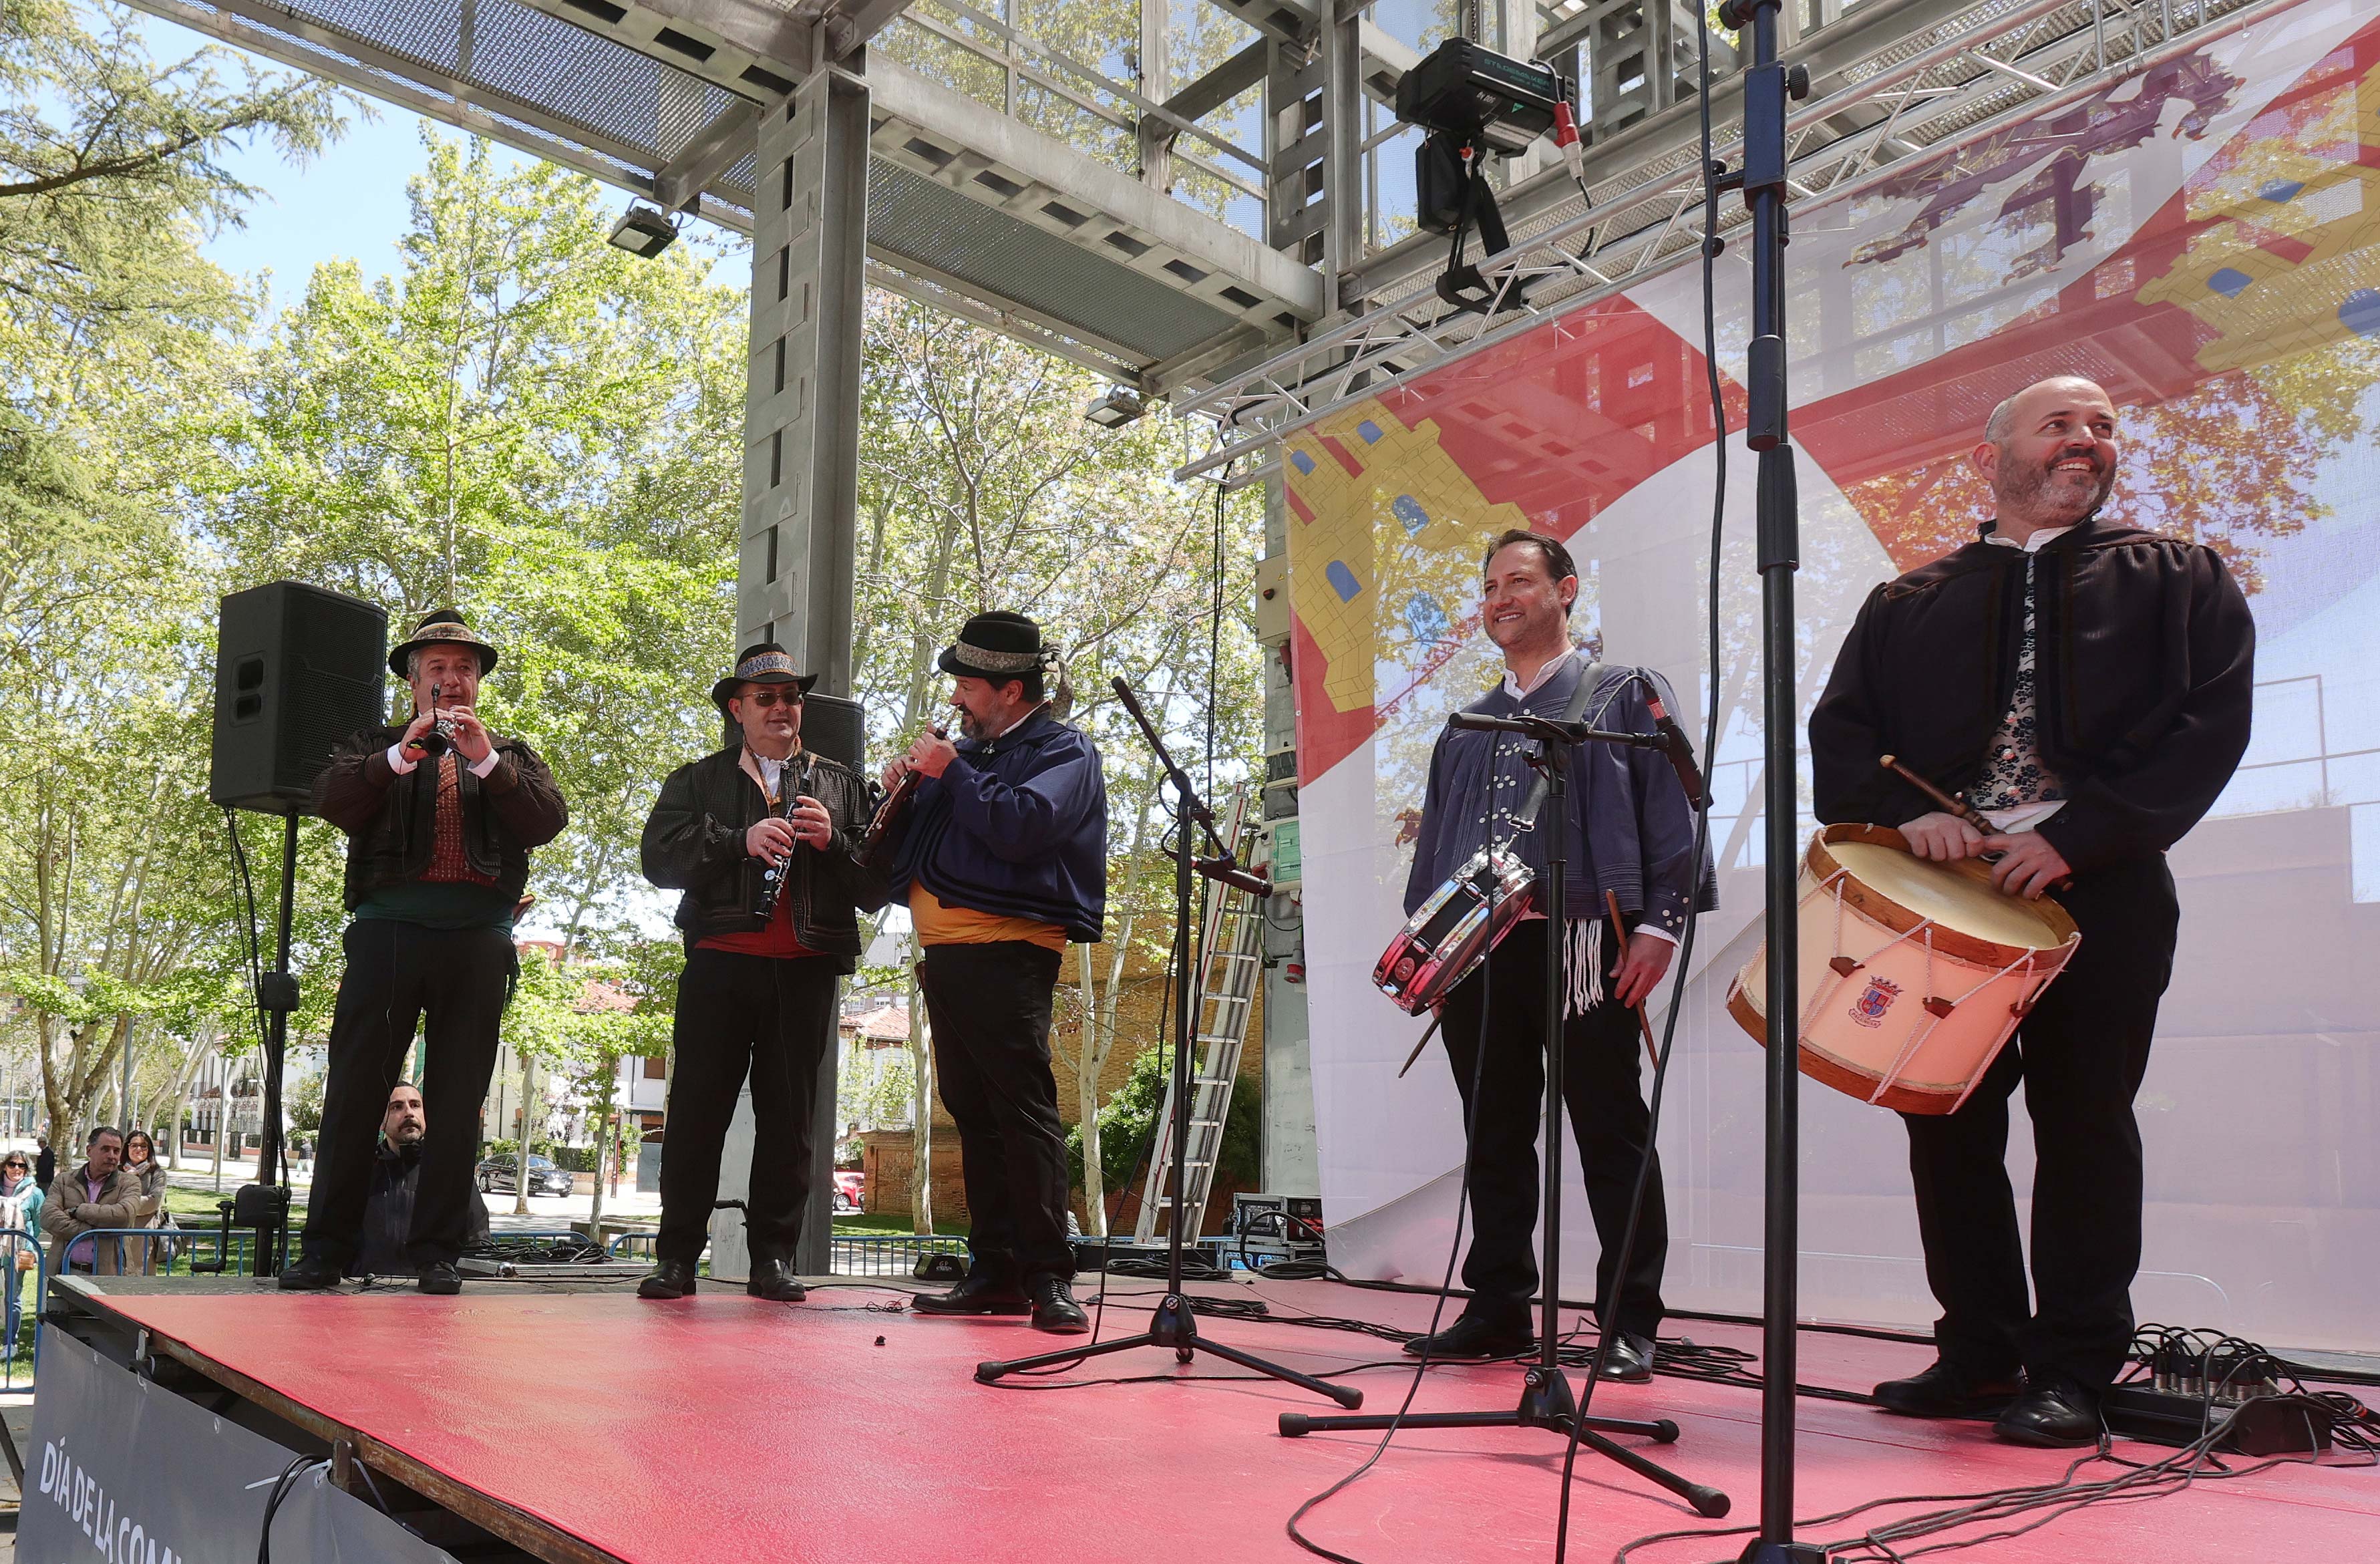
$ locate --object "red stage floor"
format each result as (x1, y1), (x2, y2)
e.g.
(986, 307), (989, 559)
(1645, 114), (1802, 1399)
(81, 1277), (2379, 1563)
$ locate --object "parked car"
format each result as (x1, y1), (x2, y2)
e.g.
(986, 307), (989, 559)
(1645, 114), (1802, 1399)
(476, 1153), (574, 1197)
(832, 1169), (864, 1213)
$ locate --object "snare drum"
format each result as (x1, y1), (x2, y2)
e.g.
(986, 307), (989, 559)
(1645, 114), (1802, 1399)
(1375, 846), (1535, 1015)
(1726, 824), (2080, 1114)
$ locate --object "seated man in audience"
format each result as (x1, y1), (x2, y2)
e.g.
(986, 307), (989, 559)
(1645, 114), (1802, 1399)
(354, 1083), (491, 1278)
(39, 1126), (142, 1276)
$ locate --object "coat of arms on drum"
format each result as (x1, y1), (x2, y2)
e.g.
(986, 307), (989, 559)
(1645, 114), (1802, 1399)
(1850, 977), (1903, 1029)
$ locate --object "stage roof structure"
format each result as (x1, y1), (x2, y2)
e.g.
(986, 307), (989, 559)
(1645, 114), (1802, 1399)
(120, 0), (2248, 410)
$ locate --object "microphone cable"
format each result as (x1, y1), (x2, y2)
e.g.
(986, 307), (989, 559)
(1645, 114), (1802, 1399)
(1285, 736), (1507, 1563)
(1549, 11), (1737, 1557)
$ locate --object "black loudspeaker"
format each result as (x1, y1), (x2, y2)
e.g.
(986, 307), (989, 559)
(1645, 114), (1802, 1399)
(802, 691), (866, 774)
(210, 582), (389, 816)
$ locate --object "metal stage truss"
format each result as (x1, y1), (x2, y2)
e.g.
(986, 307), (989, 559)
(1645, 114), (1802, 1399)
(1175, 0), (2286, 484)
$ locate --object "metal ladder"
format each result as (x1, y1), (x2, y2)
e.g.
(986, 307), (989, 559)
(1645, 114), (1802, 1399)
(1136, 790), (1265, 1242)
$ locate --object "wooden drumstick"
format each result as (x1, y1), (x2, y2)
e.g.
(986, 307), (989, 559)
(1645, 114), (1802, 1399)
(1395, 1012), (1443, 1079)
(1606, 891), (1661, 1067)
(1879, 754), (2070, 892)
(1879, 754), (1989, 828)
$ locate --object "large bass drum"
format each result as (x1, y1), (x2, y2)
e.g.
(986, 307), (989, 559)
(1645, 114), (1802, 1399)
(1727, 824), (2081, 1114)
(1374, 846), (1534, 1015)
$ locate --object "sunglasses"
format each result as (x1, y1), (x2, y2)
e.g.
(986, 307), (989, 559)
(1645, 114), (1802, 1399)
(743, 689), (804, 709)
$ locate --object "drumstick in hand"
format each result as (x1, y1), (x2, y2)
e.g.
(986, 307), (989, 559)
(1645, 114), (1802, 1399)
(1606, 891), (1661, 1067)
(1396, 1013), (1443, 1080)
(1879, 755), (2071, 892)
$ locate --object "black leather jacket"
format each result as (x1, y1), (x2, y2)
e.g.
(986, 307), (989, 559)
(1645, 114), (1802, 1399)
(641, 746), (878, 969)
(314, 724), (569, 909)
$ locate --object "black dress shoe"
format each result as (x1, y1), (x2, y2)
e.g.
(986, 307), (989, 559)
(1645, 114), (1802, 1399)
(1596, 1332), (1657, 1383)
(1873, 1360), (2023, 1418)
(747, 1257), (808, 1302)
(417, 1261), (463, 1296)
(910, 1273), (1033, 1316)
(277, 1255), (343, 1292)
(638, 1259), (697, 1299)
(1403, 1312), (1535, 1360)
(1994, 1380), (2102, 1448)
(1027, 1275), (1089, 1336)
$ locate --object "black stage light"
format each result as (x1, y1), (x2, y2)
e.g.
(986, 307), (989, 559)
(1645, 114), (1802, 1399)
(608, 201), (681, 258)
(1391, 39), (1568, 315)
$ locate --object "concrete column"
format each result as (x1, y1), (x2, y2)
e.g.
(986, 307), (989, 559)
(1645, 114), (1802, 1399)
(710, 57), (870, 1283)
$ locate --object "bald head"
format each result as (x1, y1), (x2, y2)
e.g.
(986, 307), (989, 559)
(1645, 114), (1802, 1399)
(1974, 376), (2119, 541)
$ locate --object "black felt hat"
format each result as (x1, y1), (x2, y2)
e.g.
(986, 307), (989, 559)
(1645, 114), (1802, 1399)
(937, 611), (1055, 683)
(711, 641), (820, 712)
(388, 608), (500, 679)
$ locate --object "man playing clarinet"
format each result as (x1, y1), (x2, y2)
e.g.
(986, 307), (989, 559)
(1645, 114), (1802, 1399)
(1399, 530), (1715, 1378)
(1810, 375), (2254, 1445)
(637, 642), (876, 1301)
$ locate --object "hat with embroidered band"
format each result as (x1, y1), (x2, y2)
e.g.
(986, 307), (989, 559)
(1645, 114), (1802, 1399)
(388, 608), (500, 679)
(937, 611), (1059, 683)
(711, 641), (820, 712)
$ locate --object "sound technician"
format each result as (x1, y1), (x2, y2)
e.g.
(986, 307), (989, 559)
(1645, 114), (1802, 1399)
(1399, 530), (1716, 1378)
(280, 610), (568, 1295)
(1810, 375), (2254, 1446)
(876, 612), (1107, 1336)
(635, 642), (875, 1303)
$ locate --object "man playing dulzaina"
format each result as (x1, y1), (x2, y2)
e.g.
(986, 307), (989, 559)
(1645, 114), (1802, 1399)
(877, 612), (1107, 1336)
(1398, 529), (1715, 1379)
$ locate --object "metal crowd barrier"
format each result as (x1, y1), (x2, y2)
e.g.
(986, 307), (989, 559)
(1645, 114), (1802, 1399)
(1, 1225), (39, 1389)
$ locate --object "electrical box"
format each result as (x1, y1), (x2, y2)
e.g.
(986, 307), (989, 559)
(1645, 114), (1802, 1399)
(1258, 818), (1302, 891)
(1254, 555), (1290, 646)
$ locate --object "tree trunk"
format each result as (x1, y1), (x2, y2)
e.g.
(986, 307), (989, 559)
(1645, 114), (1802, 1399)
(588, 1079), (613, 1231)
(906, 969), (933, 1235)
(514, 1054), (535, 1217)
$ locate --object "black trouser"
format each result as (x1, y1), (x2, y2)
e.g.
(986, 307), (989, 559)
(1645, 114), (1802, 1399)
(1902, 852), (2179, 1392)
(916, 942), (1072, 1285)
(303, 920), (514, 1271)
(1437, 919), (1668, 1340)
(655, 948), (840, 1267)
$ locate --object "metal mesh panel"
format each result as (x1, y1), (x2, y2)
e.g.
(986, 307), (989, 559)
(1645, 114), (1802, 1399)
(868, 162), (1240, 363)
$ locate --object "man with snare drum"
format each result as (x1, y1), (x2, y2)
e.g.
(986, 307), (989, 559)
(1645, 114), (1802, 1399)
(1399, 529), (1715, 1378)
(1810, 376), (2254, 1446)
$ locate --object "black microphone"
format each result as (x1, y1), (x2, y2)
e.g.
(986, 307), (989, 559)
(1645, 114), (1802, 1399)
(1641, 692), (1706, 809)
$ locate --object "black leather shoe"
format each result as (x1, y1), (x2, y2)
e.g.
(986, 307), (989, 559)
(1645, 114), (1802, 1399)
(1873, 1360), (2023, 1419)
(1994, 1380), (2102, 1448)
(417, 1261), (462, 1296)
(910, 1273), (1033, 1316)
(747, 1257), (808, 1302)
(1028, 1275), (1089, 1336)
(1596, 1332), (1657, 1383)
(638, 1260), (697, 1299)
(277, 1255), (343, 1292)
(1403, 1312), (1535, 1360)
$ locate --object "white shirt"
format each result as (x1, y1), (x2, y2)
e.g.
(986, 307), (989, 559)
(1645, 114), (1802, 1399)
(1975, 524), (2077, 834)
(1498, 646), (1679, 947)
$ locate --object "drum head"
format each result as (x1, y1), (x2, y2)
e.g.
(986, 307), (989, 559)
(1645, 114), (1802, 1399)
(1826, 836), (2069, 950)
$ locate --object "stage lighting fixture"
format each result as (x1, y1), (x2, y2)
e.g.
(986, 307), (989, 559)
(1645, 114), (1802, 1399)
(1083, 386), (1146, 428)
(607, 202), (681, 259)
(1392, 39), (1567, 315)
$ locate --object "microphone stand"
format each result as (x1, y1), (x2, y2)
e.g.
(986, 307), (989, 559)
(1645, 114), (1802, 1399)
(974, 677), (1361, 1408)
(1716, 0), (1822, 1555)
(1279, 708), (1727, 1521)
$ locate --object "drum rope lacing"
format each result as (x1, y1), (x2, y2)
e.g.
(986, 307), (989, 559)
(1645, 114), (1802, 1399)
(1800, 865), (2071, 1111)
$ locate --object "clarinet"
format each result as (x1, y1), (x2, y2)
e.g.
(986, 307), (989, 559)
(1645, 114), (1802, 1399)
(752, 754), (816, 919)
(416, 681), (459, 757)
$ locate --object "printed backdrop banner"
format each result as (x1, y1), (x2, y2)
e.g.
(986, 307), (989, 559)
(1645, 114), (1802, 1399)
(21, 1333), (458, 1564)
(1289, 0), (2380, 1352)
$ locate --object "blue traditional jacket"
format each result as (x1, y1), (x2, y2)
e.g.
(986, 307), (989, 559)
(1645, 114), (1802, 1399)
(1401, 652), (1717, 941)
